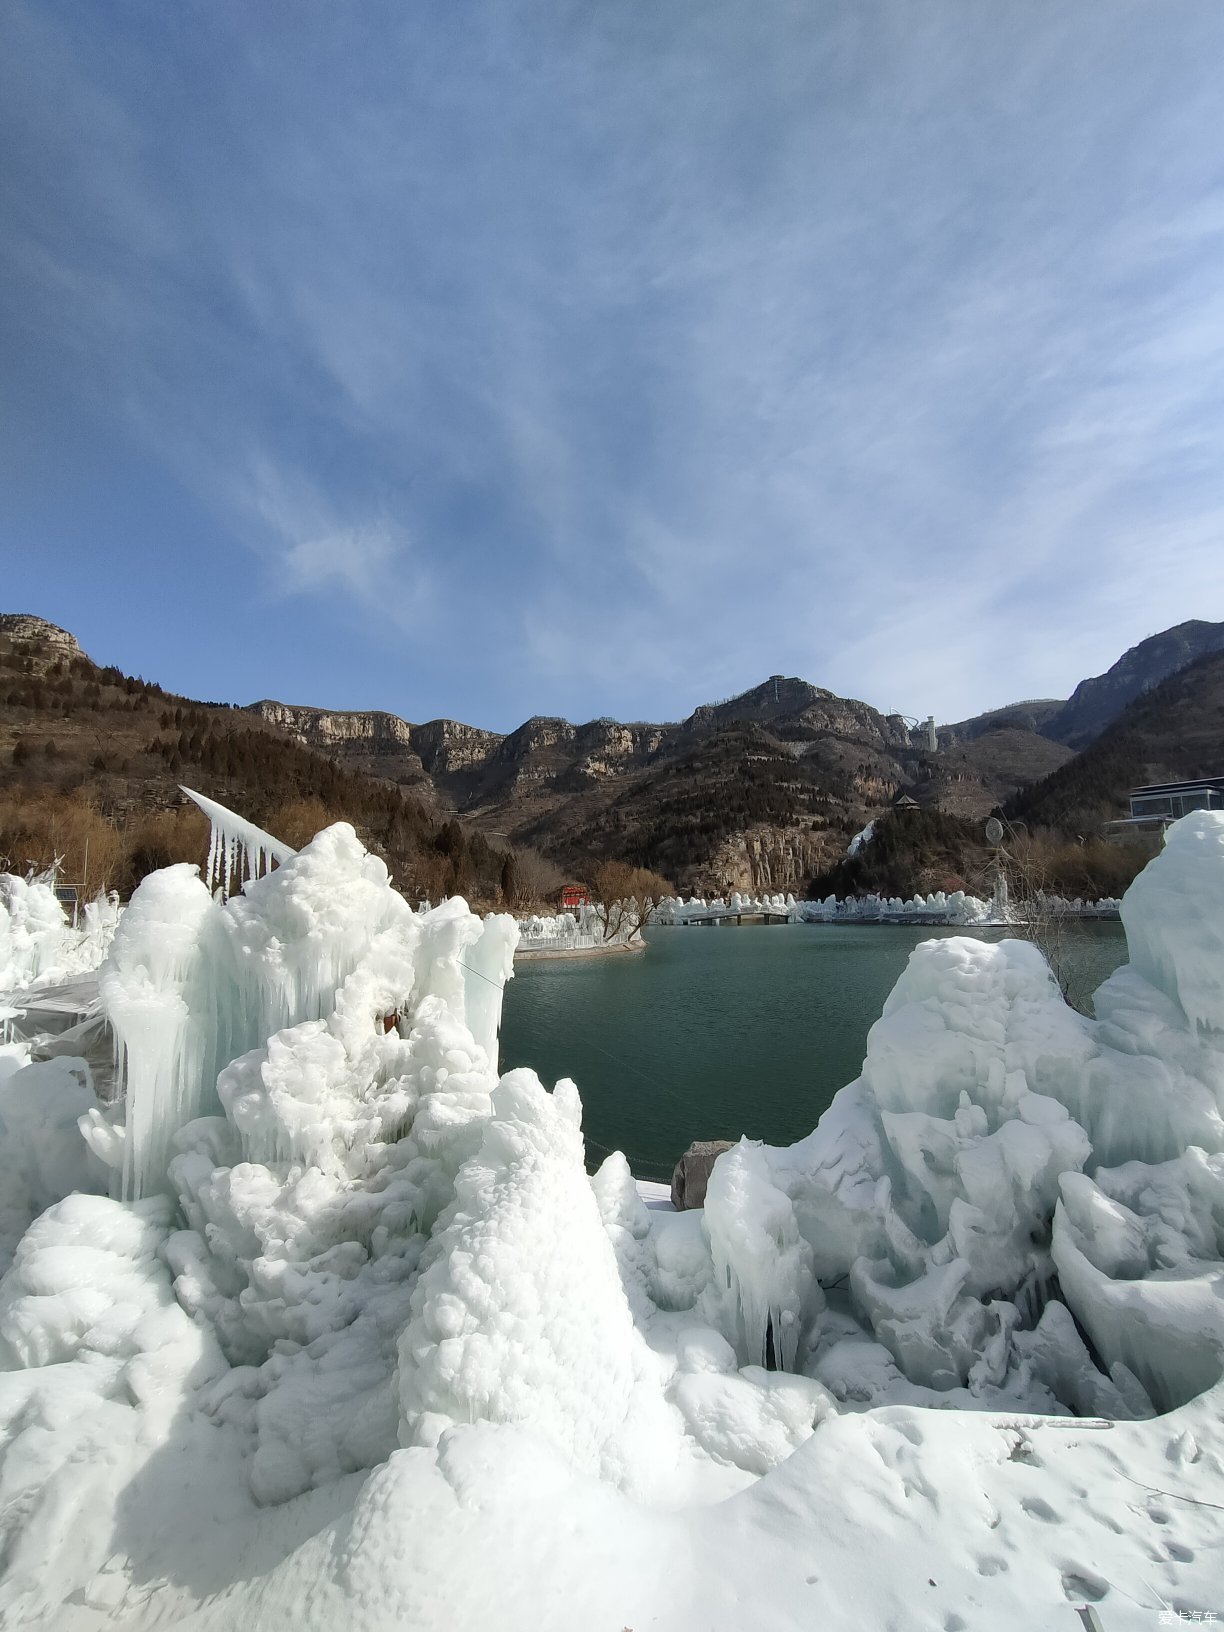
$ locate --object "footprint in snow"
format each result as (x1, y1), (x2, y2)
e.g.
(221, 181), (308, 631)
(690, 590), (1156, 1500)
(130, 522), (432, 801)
(1060, 1568), (1108, 1602)
(1020, 1495), (1060, 1523)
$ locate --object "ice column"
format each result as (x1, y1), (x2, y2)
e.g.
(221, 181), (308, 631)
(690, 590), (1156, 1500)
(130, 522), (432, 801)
(98, 864), (217, 1199)
(462, 914), (519, 1069)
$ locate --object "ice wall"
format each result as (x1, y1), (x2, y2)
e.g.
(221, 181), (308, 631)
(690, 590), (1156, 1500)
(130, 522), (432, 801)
(463, 912), (518, 1064)
(99, 864), (216, 1200)
(0, 875), (69, 991)
(703, 1141), (816, 1372)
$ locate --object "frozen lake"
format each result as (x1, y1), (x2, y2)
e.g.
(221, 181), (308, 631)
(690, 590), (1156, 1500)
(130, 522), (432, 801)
(499, 919), (1129, 1182)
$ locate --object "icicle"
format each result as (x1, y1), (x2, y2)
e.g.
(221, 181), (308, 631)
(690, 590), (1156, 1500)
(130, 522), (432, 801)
(181, 786), (296, 900)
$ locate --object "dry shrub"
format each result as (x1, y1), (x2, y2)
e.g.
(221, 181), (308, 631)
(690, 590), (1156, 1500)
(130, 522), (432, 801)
(0, 791), (210, 897)
(969, 826), (1159, 1015)
(513, 847), (567, 908)
(592, 859), (674, 904)
(0, 790), (125, 891)
(123, 807), (209, 891)
(1001, 828), (1155, 902)
(262, 797), (334, 850)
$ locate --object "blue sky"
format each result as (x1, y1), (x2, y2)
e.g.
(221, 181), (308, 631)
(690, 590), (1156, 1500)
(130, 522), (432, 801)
(3, 1), (1224, 731)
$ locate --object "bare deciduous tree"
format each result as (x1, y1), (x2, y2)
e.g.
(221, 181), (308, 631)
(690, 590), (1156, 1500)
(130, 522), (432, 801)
(513, 847), (567, 908)
(968, 827), (1098, 1014)
(592, 859), (674, 943)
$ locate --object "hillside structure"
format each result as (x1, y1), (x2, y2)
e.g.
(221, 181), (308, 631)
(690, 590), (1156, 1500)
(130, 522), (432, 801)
(1106, 776), (1224, 840)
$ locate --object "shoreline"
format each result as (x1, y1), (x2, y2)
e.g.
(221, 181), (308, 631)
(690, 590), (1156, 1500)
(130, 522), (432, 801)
(514, 938), (648, 962)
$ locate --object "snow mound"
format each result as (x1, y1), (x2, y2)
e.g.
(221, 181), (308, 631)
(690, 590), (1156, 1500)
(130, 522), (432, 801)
(399, 1069), (641, 1474)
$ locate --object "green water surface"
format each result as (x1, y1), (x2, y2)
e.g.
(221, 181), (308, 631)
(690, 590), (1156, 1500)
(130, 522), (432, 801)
(498, 921), (1129, 1183)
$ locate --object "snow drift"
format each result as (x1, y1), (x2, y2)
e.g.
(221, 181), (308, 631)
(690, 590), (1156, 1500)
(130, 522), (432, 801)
(1, 813), (1224, 1628)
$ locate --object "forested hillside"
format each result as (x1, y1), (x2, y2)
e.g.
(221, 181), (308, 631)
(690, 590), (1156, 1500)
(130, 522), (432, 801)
(0, 618), (542, 905)
(1009, 649), (1224, 836)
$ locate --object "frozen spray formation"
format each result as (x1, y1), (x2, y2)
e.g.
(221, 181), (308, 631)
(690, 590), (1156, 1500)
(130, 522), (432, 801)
(0, 813), (1223, 1628)
(0, 870), (121, 993)
(182, 784), (298, 897)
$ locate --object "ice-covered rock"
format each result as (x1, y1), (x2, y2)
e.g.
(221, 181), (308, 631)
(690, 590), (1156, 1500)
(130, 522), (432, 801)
(697, 839), (1224, 1415)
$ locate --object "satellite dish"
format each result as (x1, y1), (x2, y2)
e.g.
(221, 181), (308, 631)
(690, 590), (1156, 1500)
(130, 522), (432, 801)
(985, 817), (1004, 845)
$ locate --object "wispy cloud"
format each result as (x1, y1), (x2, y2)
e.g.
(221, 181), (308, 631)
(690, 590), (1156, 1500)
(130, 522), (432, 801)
(281, 523), (406, 602)
(3, 0), (1224, 727)
(231, 454), (428, 631)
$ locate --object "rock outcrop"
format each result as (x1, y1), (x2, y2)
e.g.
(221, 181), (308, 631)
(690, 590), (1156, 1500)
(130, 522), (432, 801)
(685, 676), (912, 753)
(0, 614), (85, 665)
(671, 1140), (735, 1210)
(249, 699), (416, 749)
(411, 719), (503, 774)
(700, 825), (838, 895)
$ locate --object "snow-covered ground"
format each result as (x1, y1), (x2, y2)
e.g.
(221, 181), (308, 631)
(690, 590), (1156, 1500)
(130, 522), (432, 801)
(1, 814), (1223, 1629)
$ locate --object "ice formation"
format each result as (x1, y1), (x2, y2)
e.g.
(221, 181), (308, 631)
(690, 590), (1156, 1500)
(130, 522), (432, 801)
(515, 900), (645, 952)
(182, 784), (298, 896)
(655, 888), (1120, 927)
(0, 870), (121, 993)
(846, 819), (875, 856)
(1, 812), (1224, 1629)
(656, 890), (801, 924)
(398, 1070), (642, 1476)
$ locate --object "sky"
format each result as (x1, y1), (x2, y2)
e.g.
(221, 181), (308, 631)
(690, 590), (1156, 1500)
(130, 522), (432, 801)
(3, 0), (1224, 732)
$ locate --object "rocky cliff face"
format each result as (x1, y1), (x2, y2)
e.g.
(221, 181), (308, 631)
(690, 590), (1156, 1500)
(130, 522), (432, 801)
(246, 699), (431, 786)
(250, 699), (416, 748)
(409, 719), (504, 774)
(572, 720), (667, 779)
(698, 824), (840, 895)
(0, 614), (85, 666)
(246, 699), (668, 804)
(250, 701), (507, 781)
(494, 716), (577, 761)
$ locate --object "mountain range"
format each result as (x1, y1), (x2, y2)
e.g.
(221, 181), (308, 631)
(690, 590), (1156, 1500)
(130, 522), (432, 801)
(1, 612), (1222, 899)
